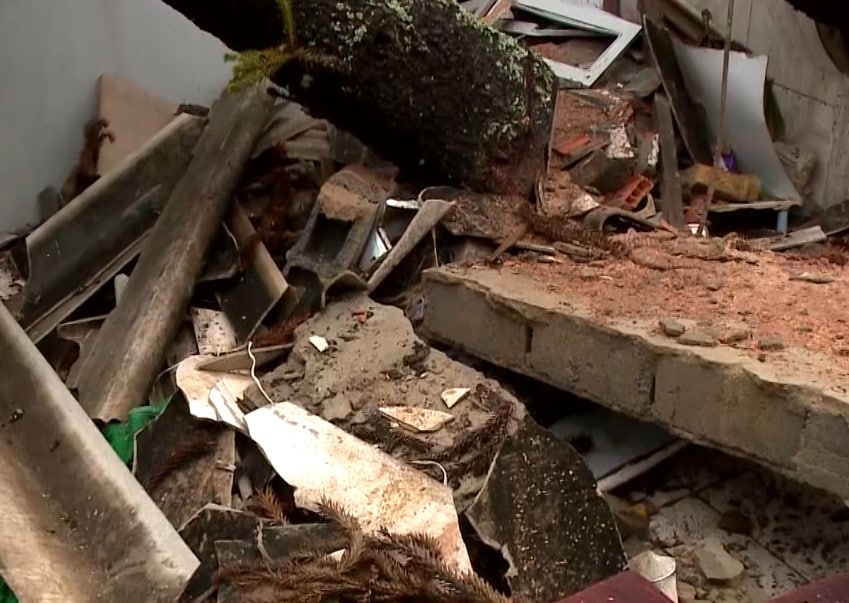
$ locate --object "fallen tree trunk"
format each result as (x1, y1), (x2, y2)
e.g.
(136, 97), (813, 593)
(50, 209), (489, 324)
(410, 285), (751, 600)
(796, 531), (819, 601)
(158, 0), (557, 195)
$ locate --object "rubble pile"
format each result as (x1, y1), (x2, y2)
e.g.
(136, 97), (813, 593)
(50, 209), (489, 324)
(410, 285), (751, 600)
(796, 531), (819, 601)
(2, 1), (849, 602)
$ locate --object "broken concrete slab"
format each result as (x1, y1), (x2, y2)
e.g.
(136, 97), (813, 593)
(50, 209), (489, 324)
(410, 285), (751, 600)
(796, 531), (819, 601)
(284, 165), (389, 312)
(466, 417), (626, 601)
(245, 294), (528, 510)
(421, 266), (849, 501)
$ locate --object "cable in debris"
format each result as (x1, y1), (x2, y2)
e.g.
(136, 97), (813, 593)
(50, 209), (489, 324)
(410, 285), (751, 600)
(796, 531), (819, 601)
(248, 341), (274, 405)
(410, 460), (448, 486)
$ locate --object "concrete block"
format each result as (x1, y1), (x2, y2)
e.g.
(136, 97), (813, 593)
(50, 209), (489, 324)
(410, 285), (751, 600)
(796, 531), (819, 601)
(529, 314), (655, 415)
(794, 411), (849, 496)
(652, 354), (807, 470)
(422, 270), (529, 369)
(422, 266), (849, 501)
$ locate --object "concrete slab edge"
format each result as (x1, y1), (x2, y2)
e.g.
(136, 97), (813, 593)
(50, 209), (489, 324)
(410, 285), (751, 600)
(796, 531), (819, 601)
(421, 267), (849, 501)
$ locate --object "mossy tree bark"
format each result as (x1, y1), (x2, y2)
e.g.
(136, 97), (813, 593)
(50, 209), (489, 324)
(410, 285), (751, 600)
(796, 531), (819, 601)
(159, 0), (557, 195)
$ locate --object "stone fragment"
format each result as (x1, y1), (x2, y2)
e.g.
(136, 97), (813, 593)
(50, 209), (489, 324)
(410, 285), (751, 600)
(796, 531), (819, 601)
(441, 387), (470, 408)
(695, 537), (744, 582)
(704, 278), (724, 291)
(660, 318), (686, 338)
(789, 272), (835, 284)
(378, 406), (454, 432)
(758, 335), (785, 351)
(679, 330), (718, 348)
(719, 328), (750, 344)
(321, 394), (352, 422)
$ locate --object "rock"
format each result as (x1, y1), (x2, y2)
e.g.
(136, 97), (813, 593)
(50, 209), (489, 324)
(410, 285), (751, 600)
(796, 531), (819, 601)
(321, 393), (352, 422)
(678, 581), (698, 602)
(249, 294), (528, 511)
(789, 272), (834, 284)
(695, 537), (744, 582)
(757, 335), (785, 351)
(679, 330), (718, 348)
(704, 278), (724, 291)
(660, 318), (686, 338)
(719, 328), (750, 345)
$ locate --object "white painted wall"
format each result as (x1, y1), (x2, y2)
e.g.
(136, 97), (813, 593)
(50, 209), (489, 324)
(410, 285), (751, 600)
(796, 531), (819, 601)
(0, 0), (231, 237)
(672, 0), (849, 209)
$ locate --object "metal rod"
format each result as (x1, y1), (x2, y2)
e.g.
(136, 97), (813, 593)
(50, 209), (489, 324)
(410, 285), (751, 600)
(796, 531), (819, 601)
(698, 0), (735, 236)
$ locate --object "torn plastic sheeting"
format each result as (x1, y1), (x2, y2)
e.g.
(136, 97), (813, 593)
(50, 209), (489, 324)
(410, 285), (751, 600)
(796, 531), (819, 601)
(101, 396), (171, 465)
(671, 41), (801, 201)
(244, 402), (472, 574)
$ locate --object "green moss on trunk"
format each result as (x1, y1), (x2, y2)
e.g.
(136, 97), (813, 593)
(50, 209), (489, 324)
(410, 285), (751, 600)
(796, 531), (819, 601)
(160, 0), (556, 195)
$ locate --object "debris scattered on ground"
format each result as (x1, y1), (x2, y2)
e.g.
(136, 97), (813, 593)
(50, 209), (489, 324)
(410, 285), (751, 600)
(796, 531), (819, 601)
(2, 4), (847, 600)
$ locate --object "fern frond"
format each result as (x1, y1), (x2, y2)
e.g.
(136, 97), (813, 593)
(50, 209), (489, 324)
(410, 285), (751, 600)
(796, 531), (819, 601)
(228, 47), (300, 92)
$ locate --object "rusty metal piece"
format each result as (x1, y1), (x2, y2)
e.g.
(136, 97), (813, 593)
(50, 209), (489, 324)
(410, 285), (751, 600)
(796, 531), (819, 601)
(8, 114), (205, 343)
(0, 301), (198, 602)
(76, 87), (274, 422)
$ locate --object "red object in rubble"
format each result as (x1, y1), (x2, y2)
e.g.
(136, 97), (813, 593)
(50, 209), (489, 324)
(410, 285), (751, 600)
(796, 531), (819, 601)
(605, 174), (654, 211)
(552, 570), (849, 603)
(552, 571), (672, 603)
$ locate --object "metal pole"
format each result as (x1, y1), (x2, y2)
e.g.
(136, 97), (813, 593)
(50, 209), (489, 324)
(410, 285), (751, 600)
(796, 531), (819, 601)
(698, 0), (735, 236)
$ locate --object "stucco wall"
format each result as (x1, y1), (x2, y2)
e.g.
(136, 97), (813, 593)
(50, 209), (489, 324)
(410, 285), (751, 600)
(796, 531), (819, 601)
(0, 0), (231, 238)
